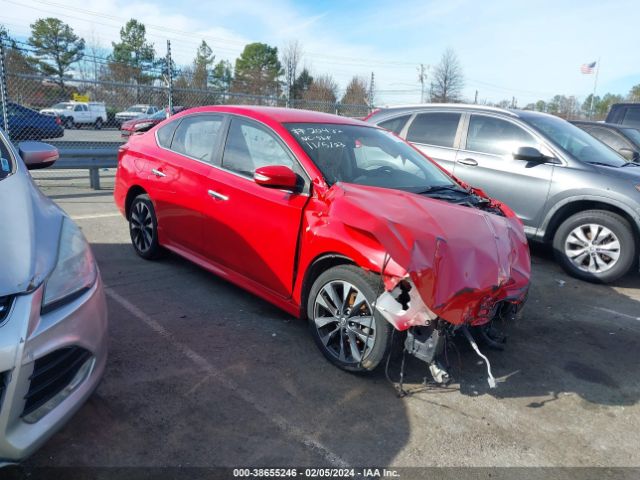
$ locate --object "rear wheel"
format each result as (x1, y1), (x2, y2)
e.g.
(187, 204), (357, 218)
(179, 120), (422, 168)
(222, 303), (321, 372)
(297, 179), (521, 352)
(64, 117), (74, 129)
(94, 118), (103, 130)
(553, 210), (635, 283)
(129, 194), (162, 260)
(307, 265), (392, 373)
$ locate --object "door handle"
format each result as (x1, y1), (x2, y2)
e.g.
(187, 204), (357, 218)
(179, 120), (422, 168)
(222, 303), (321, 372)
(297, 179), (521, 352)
(456, 158), (478, 167)
(151, 168), (166, 177)
(207, 189), (229, 201)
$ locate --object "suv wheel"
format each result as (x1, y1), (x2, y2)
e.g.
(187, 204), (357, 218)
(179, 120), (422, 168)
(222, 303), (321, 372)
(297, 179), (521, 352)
(94, 118), (103, 130)
(307, 265), (392, 373)
(553, 210), (636, 283)
(64, 117), (74, 129)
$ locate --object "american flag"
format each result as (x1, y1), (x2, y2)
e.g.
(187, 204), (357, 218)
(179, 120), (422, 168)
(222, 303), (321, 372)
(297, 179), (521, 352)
(581, 62), (597, 74)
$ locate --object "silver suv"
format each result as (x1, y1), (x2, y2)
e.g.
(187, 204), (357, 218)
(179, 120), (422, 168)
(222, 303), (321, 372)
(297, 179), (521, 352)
(366, 105), (640, 283)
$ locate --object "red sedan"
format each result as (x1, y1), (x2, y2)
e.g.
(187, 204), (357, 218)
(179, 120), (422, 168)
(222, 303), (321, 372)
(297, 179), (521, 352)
(114, 106), (530, 381)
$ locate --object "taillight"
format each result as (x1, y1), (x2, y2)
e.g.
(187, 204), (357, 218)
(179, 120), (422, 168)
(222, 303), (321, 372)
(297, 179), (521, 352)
(55, 116), (62, 126)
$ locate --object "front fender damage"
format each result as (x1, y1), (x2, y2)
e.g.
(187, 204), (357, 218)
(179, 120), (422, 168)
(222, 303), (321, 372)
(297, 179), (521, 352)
(324, 183), (531, 388)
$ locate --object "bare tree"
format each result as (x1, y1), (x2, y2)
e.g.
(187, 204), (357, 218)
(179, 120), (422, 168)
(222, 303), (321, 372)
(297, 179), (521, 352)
(282, 40), (303, 103)
(430, 48), (464, 103)
(303, 74), (338, 112)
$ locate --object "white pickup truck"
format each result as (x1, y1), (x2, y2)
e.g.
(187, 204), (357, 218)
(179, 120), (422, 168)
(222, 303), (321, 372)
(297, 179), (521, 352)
(40, 101), (108, 129)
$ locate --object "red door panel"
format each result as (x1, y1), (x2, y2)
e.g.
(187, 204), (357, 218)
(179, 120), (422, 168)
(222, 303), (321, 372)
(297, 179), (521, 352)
(202, 169), (308, 298)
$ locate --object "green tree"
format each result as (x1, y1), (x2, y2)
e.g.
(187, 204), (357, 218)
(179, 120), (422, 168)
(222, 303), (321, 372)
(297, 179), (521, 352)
(595, 93), (624, 120)
(292, 68), (313, 100)
(211, 60), (233, 91)
(233, 42), (282, 96)
(581, 94), (600, 118)
(109, 19), (155, 87)
(192, 40), (215, 89)
(535, 100), (546, 112)
(628, 84), (640, 102)
(27, 17), (85, 89)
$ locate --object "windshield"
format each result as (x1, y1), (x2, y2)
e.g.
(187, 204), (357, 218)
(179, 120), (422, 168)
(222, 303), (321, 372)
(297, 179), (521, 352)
(53, 102), (73, 110)
(0, 134), (14, 181)
(523, 113), (626, 167)
(623, 128), (640, 145)
(150, 110), (168, 120)
(128, 106), (147, 113)
(286, 123), (457, 192)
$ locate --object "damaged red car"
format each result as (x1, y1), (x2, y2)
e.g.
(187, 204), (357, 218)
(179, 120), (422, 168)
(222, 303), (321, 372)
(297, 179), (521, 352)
(114, 106), (530, 383)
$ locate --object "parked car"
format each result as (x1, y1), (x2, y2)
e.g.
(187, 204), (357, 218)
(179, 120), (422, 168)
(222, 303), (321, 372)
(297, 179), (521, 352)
(572, 121), (640, 163)
(115, 106), (530, 380)
(605, 103), (640, 129)
(0, 102), (63, 141)
(366, 105), (640, 283)
(40, 101), (107, 130)
(120, 106), (186, 137)
(0, 129), (107, 461)
(115, 105), (160, 125)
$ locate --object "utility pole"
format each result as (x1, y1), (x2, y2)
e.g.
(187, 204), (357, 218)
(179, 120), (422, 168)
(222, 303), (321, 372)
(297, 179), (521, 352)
(474, 90), (478, 104)
(589, 58), (601, 120)
(166, 40), (173, 117)
(286, 57), (293, 108)
(368, 71), (375, 107)
(418, 64), (427, 103)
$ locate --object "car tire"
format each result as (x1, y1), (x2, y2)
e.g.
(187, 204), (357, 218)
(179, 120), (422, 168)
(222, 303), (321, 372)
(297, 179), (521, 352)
(553, 210), (636, 283)
(64, 117), (74, 129)
(129, 194), (162, 260)
(307, 265), (392, 373)
(94, 118), (103, 130)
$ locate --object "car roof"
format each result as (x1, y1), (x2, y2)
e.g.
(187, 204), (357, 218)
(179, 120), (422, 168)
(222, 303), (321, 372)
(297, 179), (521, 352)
(177, 105), (369, 126)
(369, 103), (522, 119)
(571, 121), (627, 129)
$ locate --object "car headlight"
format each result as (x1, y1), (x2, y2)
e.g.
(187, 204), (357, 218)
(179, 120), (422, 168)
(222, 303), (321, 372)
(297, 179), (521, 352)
(42, 218), (97, 313)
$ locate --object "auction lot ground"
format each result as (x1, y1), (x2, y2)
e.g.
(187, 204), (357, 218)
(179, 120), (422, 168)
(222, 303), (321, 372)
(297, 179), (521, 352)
(15, 170), (640, 469)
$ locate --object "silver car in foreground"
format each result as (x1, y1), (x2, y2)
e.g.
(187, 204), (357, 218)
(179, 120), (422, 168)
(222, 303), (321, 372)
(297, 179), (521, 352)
(0, 129), (107, 462)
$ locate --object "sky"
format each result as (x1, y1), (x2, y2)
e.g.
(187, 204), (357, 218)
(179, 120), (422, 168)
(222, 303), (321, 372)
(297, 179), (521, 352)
(1, 0), (639, 106)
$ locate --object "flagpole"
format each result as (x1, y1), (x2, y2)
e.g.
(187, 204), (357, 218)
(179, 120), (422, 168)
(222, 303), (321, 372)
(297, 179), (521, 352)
(589, 58), (600, 119)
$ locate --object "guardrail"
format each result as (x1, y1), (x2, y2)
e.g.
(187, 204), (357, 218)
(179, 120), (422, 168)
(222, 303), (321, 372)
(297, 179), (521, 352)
(52, 147), (118, 189)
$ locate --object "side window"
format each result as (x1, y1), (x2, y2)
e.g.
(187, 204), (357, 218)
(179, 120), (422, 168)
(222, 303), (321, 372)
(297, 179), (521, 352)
(622, 108), (640, 128)
(170, 115), (223, 163)
(222, 119), (294, 176)
(378, 115), (411, 135)
(406, 112), (461, 148)
(156, 119), (180, 148)
(74, 105), (83, 112)
(466, 115), (538, 156)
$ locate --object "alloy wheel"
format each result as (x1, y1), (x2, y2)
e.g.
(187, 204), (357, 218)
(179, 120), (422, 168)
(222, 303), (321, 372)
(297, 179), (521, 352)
(130, 201), (154, 253)
(564, 223), (621, 273)
(313, 280), (376, 363)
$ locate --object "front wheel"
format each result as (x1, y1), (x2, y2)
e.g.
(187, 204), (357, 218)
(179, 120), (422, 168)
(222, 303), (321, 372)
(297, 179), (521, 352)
(94, 118), (103, 130)
(553, 210), (636, 283)
(307, 265), (392, 373)
(129, 194), (162, 260)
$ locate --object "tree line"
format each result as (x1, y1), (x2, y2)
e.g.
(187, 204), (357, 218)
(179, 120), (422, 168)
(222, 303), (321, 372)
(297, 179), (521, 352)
(0, 18), (374, 112)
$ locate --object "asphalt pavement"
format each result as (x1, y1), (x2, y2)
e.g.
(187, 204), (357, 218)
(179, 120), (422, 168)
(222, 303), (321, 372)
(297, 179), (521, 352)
(14, 170), (640, 471)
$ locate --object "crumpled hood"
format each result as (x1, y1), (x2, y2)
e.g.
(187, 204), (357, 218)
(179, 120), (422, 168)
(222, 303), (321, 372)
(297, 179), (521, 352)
(0, 167), (62, 296)
(326, 183), (531, 326)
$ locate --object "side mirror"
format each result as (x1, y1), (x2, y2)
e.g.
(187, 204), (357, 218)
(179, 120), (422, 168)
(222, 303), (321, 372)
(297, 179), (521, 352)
(254, 165), (299, 191)
(18, 141), (59, 170)
(618, 147), (639, 163)
(513, 146), (546, 162)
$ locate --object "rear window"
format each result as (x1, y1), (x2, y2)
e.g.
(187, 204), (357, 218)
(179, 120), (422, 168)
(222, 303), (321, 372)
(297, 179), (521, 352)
(406, 112), (461, 148)
(378, 115), (411, 135)
(622, 108), (640, 129)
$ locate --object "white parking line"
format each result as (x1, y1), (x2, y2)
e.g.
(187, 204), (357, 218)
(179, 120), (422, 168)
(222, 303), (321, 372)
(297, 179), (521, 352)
(592, 306), (640, 321)
(71, 212), (122, 220)
(104, 287), (350, 467)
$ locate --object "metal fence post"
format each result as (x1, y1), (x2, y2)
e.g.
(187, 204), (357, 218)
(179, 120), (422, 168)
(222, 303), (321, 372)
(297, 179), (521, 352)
(0, 39), (10, 137)
(167, 40), (173, 115)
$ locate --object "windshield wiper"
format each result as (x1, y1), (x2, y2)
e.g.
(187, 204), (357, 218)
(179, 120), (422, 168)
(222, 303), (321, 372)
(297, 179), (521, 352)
(418, 185), (468, 194)
(586, 161), (618, 167)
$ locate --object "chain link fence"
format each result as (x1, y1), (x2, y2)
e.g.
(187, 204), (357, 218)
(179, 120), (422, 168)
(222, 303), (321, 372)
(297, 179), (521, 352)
(0, 39), (373, 151)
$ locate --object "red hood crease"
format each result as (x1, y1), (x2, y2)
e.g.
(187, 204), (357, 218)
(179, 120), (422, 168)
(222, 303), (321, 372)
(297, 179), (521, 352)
(325, 183), (531, 326)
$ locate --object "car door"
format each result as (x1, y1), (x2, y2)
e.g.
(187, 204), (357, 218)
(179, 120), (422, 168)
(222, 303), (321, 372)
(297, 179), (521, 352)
(453, 113), (554, 228)
(147, 114), (225, 255)
(401, 111), (462, 173)
(202, 117), (309, 298)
